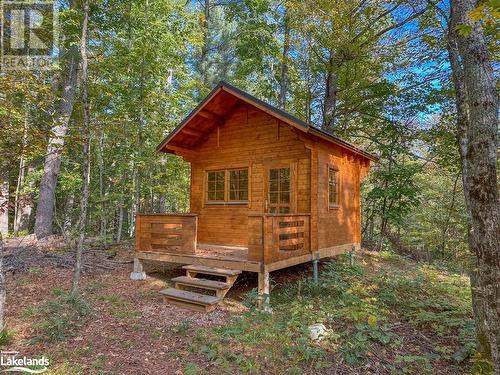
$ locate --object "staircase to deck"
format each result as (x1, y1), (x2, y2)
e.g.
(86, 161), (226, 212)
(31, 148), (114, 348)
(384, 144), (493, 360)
(159, 265), (241, 312)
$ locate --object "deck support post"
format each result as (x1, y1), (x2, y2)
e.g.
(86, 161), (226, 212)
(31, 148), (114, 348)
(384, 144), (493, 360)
(312, 260), (319, 284)
(349, 245), (356, 267)
(312, 251), (320, 284)
(130, 258), (146, 280)
(257, 269), (272, 313)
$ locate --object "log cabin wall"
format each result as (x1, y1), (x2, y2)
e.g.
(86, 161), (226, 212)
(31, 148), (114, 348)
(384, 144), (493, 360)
(189, 104), (311, 246)
(315, 139), (362, 251)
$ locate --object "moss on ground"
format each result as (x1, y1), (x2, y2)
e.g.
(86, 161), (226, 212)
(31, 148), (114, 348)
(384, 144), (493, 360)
(192, 252), (478, 374)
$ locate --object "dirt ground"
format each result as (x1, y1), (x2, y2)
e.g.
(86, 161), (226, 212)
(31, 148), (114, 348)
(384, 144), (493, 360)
(3, 239), (474, 374)
(4, 239), (314, 374)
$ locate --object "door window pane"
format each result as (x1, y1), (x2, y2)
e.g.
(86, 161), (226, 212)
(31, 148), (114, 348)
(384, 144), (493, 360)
(268, 167), (291, 213)
(279, 206), (290, 214)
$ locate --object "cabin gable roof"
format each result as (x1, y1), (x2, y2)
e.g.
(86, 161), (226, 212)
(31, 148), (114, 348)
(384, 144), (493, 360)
(157, 81), (377, 162)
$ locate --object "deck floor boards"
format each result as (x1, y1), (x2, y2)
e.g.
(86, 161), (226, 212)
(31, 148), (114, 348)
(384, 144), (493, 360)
(136, 243), (259, 272)
(195, 243), (248, 261)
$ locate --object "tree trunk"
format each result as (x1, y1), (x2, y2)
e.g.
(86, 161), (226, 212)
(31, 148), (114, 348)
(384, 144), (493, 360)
(34, 45), (80, 239)
(448, 0), (500, 370)
(469, 268), (492, 365)
(0, 233), (5, 331)
(279, 8), (290, 110)
(159, 193), (166, 213)
(13, 115), (28, 236)
(72, 0), (90, 295)
(98, 124), (106, 237)
(323, 50), (337, 132)
(440, 173), (460, 259)
(129, 167), (139, 237)
(13, 165), (24, 237)
(63, 192), (75, 238)
(200, 0), (211, 85)
(13, 167), (35, 236)
(116, 199), (123, 243)
(129, 0), (148, 237)
(0, 168), (9, 237)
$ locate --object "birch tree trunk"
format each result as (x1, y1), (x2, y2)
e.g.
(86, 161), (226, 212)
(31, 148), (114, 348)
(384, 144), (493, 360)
(116, 197), (124, 243)
(13, 161), (25, 237)
(448, 0), (500, 370)
(158, 193), (166, 213)
(0, 168), (8, 237)
(13, 115), (28, 236)
(130, 168), (139, 237)
(63, 192), (75, 238)
(279, 8), (290, 110)
(98, 124), (106, 237)
(14, 165), (35, 234)
(72, 0), (90, 294)
(34, 45), (79, 239)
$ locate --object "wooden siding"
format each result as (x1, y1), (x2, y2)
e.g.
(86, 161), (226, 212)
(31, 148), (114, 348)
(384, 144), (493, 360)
(314, 140), (363, 249)
(248, 214), (311, 263)
(135, 214), (197, 254)
(187, 104), (311, 246)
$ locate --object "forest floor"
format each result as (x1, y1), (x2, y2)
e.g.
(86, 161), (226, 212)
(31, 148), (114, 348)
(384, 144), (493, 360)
(3, 238), (479, 374)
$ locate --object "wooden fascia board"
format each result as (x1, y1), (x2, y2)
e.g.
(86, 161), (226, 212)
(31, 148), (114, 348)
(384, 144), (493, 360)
(156, 86), (223, 152)
(307, 128), (378, 162)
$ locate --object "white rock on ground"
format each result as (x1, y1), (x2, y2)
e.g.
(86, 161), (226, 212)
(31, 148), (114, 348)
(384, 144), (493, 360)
(308, 323), (328, 341)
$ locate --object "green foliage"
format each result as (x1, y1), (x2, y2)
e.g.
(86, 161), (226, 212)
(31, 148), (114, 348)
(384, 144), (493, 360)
(100, 294), (139, 320)
(172, 320), (191, 336)
(182, 362), (200, 375)
(84, 280), (107, 293)
(194, 253), (474, 373)
(241, 287), (259, 308)
(193, 308), (327, 373)
(31, 293), (92, 343)
(395, 354), (433, 374)
(0, 329), (12, 347)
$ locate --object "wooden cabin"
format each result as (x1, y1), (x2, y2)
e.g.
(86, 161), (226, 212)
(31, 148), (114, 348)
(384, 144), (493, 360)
(131, 81), (377, 312)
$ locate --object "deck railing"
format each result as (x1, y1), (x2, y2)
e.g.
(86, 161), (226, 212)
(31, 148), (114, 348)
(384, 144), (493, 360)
(248, 214), (311, 263)
(135, 214), (198, 254)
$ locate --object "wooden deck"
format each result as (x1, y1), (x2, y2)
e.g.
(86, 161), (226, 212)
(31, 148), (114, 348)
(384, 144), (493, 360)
(135, 213), (356, 273)
(196, 244), (248, 260)
(136, 243), (261, 272)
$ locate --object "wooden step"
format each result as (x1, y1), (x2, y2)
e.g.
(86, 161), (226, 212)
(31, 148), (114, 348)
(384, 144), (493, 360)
(159, 288), (221, 312)
(172, 276), (230, 290)
(182, 265), (242, 277)
(172, 276), (231, 298)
